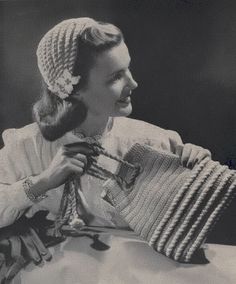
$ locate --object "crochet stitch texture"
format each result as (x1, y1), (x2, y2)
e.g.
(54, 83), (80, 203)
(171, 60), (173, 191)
(104, 143), (236, 263)
(36, 18), (95, 98)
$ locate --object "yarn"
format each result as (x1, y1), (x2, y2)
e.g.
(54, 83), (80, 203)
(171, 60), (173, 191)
(53, 141), (236, 263)
(103, 143), (236, 263)
(52, 142), (140, 237)
(36, 18), (95, 98)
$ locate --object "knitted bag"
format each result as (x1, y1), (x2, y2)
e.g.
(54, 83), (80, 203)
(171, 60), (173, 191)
(103, 143), (236, 263)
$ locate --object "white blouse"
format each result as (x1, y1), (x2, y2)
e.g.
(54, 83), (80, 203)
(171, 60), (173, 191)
(0, 117), (182, 228)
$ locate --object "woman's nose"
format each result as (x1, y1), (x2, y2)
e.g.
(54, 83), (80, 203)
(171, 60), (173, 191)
(130, 77), (138, 90)
(127, 70), (138, 90)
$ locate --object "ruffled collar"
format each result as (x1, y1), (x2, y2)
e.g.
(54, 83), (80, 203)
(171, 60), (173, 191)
(71, 117), (114, 142)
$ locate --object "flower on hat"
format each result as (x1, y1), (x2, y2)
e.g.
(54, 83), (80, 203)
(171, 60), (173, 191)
(51, 69), (81, 99)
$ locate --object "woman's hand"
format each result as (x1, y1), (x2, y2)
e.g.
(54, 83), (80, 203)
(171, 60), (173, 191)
(170, 139), (211, 168)
(39, 142), (97, 191)
(177, 143), (211, 168)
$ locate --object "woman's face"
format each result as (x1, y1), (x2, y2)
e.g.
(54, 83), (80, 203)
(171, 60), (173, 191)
(78, 41), (138, 118)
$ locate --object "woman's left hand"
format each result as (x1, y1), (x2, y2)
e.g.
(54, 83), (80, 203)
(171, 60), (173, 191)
(176, 143), (211, 168)
(170, 139), (211, 168)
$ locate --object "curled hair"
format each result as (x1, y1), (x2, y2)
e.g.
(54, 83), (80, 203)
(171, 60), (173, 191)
(33, 84), (87, 141)
(33, 20), (123, 141)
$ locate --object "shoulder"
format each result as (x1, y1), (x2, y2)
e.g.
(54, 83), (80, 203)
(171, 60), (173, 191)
(113, 117), (160, 133)
(0, 123), (45, 179)
(1, 122), (60, 157)
(0, 123), (62, 177)
(2, 123), (40, 142)
(112, 117), (182, 152)
(2, 123), (43, 147)
(113, 117), (181, 141)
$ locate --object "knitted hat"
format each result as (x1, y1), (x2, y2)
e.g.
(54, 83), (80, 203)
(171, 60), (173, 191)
(36, 18), (95, 99)
(104, 143), (236, 263)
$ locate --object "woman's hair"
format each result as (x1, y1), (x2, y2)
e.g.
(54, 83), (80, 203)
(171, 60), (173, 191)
(33, 19), (123, 141)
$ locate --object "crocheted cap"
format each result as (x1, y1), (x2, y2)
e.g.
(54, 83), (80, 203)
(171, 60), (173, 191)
(104, 143), (236, 263)
(36, 18), (96, 99)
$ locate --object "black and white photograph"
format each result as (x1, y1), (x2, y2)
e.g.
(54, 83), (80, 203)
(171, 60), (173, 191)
(0, 0), (236, 283)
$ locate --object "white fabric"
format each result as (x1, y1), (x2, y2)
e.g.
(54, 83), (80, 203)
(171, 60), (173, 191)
(0, 117), (182, 228)
(17, 229), (236, 284)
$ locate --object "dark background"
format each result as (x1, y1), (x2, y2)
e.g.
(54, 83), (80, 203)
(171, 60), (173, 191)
(1, 0), (236, 243)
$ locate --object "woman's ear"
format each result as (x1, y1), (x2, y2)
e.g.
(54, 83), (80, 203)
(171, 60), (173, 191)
(74, 88), (88, 104)
(71, 88), (84, 101)
(71, 79), (86, 99)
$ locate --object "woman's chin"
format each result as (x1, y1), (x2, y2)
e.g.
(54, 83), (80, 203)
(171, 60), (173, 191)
(115, 103), (132, 117)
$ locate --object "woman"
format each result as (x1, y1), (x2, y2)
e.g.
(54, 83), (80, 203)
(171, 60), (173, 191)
(0, 18), (210, 232)
(0, 16), (216, 284)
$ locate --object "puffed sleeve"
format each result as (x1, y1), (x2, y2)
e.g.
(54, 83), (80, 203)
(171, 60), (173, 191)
(127, 118), (183, 153)
(0, 127), (43, 228)
(134, 120), (211, 165)
(164, 129), (184, 153)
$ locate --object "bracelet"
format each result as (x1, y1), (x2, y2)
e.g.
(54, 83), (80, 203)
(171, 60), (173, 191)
(23, 177), (47, 203)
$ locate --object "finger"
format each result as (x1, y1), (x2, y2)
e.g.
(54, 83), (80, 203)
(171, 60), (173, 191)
(68, 163), (85, 176)
(66, 141), (100, 148)
(169, 138), (180, 154)
(65, 153), (88, 167)
(175, 145), (184, 157)
(169, 138), (185, 157)
(186, 147), (199, 168)
(5, 236), (27, 282)
(64, 142), (97, 156)
(64, 147), (96, 158)
(194, 149), (211, 164)
(28, 228), (52, 262)
(0, 239), (12, 264)
(19, 234), (42, 265)
(0, 239), (11, 252)
(70, 158), (87, 169)
(73, 153), (88, 164)
(4, 256), (26, 283)
(8, 236), (21, 260)
(181, 144), (192, 167)
(87, 156), (97, 168)
(65, 141), (91, 148)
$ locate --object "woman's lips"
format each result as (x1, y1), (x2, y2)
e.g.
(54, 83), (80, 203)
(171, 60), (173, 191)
(117, 96), (131, 105)
(117, 89), (132, 106)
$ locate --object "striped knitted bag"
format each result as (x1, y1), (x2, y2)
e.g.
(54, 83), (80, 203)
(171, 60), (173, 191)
(103, 143), (236, 263)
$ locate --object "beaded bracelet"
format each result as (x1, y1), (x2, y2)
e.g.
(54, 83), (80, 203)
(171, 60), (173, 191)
(23, 177), (47, 203)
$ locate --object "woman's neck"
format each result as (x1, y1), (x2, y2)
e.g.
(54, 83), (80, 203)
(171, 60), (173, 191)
(75, 113), (112, 137)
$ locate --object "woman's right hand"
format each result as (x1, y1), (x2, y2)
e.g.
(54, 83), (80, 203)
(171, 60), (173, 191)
(39, 142), (97, 191)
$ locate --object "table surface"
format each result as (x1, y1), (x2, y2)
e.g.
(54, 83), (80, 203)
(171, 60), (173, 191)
(14, 228), (236, 284)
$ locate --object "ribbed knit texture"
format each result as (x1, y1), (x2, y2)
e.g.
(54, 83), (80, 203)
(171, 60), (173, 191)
(36, 18), (95, 92)
(104, 143), (236, 263)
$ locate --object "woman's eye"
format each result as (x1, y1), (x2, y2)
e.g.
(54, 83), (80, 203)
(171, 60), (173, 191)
(108, 67), (131, 84)
(111, 73), (123, 82)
